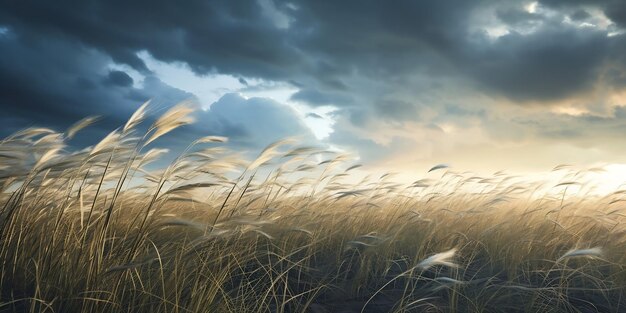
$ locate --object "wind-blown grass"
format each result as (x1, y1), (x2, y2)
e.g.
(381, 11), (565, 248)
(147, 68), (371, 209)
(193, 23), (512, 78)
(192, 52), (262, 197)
(1, 103), (626, 312)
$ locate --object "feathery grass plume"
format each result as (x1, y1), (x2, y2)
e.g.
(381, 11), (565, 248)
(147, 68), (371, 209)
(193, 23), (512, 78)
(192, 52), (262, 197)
(145, 103), (196, 146)
(554, 181), (581, 187)
(65, 116), (100, 139)
(160, 182), (219, 198)
(344, 240), (378, 251)
(90, 129), (121, 156)
(417, 248), (459, 270)
(345, 164), (362, 172)
(433, 276), (467, 284)
(137, 148), (170, 168)
(188, 147), (228, 162)
(294, 163), (316, 172)
(194, 136), (228, 144)
(159, 218), (207, 231)
(431, 277), (467, 291)
(282, 146), (320, 158)
(552, 163), (573, 171)
(200, 158), (247, 174)
(251, 229), (274, 240)
(345, 232), (388, 251)
(33, 147), (62, 171)
(124, 100), (150, 133)
(6, 127), (55, 141)
(4, 107), (626, 313)
(247, 138), (297, 171)
(335, 189), (369, 199)
(33, 133), (64, 147)
(319, 153), (353, 172)
(411, 178), (433, 188)
(428, 163), (449, 173)
(0, 147), (27, 161)
(557, 247), (604, 262)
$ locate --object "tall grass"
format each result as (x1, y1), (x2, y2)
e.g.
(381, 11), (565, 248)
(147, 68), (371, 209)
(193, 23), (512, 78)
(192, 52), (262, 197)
(1, 103), (625, 312)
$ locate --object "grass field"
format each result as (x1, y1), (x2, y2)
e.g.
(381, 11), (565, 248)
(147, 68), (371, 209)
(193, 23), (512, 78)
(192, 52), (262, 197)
(1, 104), (625, 312)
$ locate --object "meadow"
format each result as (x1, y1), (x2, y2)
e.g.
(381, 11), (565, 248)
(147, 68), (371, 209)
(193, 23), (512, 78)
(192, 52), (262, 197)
(1, 103), (625, 312)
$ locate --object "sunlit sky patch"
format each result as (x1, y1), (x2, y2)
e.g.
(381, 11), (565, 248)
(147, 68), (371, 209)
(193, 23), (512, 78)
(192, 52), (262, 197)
(136, 51), (337, 139)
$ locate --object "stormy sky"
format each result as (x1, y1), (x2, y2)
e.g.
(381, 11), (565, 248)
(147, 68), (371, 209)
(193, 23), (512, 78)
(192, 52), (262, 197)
(2, 0), (626, 175)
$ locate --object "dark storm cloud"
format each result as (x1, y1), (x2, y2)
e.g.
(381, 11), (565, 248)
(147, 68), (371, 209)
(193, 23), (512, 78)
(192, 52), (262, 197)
(284, 0), (626, 105)
(105, 70), (134, 87)
(0, 34), (141, 133)
(3, 0), (626, 164)
(0, 38), (313, 155)
(540, 0), (626, 27)
(290, 88), (352, 107)
(3, 0), (625, 114)
(570, 9), (592, 21)
(0, 32), (192, 145)
(495, 7), (544, 26)
(0, 0), (300, 79)
(607, 3), (626, 27)
(374, 100), (419, 122)
(0, 17), (317, 154)
(285, 0), (471, 93)
(464, 27), (610, 102)
(444, 104), (486, 118)
(0, 34), (313, 151)
(305, 112), (323, 119)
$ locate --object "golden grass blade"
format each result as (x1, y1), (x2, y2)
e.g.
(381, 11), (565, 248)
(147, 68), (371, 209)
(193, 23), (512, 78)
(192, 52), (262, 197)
(558, 247), (603, 262)
(66, 116), (100, 139)
(195, 136), (228, 144)
(91, 129), (121, 156)
(145, 103), (196, 146)
(417, 248), (458, 270)
(427, 163), (449, 173)
(124, 100), (150, 133)
(248, 138), (297, 170)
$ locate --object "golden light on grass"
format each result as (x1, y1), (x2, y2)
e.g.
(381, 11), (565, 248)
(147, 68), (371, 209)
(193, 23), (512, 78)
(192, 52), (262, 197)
(0, 103), (625, 312)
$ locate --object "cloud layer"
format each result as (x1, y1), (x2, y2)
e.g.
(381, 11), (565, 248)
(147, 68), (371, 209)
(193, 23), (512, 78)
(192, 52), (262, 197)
(2, 0), (626, 172)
